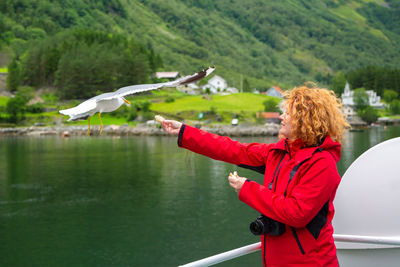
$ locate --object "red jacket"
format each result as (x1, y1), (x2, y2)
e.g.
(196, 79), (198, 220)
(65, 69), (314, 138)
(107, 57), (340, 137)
(178, 125), (341, 267)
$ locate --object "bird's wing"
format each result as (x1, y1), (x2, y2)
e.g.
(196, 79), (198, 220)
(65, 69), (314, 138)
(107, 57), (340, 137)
(58, 67), (215, 118)
(99, 66), (215, 101)
(59, 99), (97, 121)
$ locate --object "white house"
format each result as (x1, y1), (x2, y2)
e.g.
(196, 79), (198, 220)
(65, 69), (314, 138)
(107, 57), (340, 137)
(341, 81), (385, 108)
(202, 75), (228, 94)
(265, 86), (283, 98)
(341, 82), (355, 106)
(367, 90), (385, 108)
(342, 105), (356, 118)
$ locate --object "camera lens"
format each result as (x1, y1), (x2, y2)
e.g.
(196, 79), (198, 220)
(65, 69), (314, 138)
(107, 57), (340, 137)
(249, 215), (286, 236)
(250, 220), (264, 235)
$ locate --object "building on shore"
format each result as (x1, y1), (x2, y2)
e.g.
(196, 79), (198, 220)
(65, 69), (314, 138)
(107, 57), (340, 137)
(341, 81), (385, 108)
(202, 75), (228, 94)
(342, 105), (357, 119)
(265, 86), (283, 98)
(256, 112), (281, 124)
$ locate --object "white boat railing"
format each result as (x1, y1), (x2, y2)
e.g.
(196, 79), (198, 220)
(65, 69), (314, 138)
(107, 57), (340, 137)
(179, 242), (261, 267)
(333, 234), (400, 246)
(179, 234), (400, 267)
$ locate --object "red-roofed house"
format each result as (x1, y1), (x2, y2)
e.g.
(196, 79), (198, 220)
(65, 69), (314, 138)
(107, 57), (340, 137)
(256, 112), (281, 124)
(265, 86), (284, 98)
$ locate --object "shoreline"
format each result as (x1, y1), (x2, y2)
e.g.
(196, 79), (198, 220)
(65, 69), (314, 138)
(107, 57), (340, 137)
(1, 121), (397, 137)
(0, 123), (281, 137)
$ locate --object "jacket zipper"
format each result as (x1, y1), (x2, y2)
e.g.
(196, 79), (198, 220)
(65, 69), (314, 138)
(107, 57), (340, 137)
(270, 139), (291, 191)
(265, 139), (301, 265)
(270, 153), (285, 189)
(273, 159), (288, 192)
(263, 234), (267, 267)
(285, 147), (325, 255)
(264, 152), (286, 267)
(273, 146), (291, 192)
(291, 227), (305, 255)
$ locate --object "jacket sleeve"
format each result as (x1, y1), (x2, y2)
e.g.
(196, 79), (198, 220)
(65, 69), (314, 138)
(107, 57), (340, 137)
(238, 155), (340, 227)
(178, 124), (272, 168)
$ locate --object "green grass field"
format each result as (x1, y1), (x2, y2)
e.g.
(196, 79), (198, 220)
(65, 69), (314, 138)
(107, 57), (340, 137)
(2, 91), (400, 126)
(61, 113), (136, 126)
(0, 96), (9, 106)
(0, 92), (280, 125)
(151, 93), (278, 113)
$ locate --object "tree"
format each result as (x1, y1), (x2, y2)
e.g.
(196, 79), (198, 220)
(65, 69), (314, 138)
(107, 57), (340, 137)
(6, 96), (26, 123)
(6, 57), (20, 92)
(26, 27), (47, 40)
(263, 98), (280, 112)
(10, 38), (28, 57)
(347, 67), (400, 98)
(55, 43), (113, 98)
(383, 89), (398, 103)
(243, 78), (251, 92)
(19, 29), (154, 99)
(6, 87), (33, 123)
(358, 106), (378, 124)
(330, 71), (346, 96)
(353, 88), (369, 111)
(390, 99), (400, 115)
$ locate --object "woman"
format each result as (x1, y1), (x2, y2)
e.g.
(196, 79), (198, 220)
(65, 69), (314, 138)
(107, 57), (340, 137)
(161, 84), (349, 266)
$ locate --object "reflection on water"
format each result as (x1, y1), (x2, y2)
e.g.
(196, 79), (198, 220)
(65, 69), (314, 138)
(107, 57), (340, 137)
(339, 125), (400, 176)
(0, 125), (399, 266)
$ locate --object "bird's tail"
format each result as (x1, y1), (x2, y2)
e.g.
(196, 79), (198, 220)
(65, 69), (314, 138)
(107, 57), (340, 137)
(59, 107), (81, 121)
(175, 66), (215, 86)
(59, 109), (70, 115)
(59, 108), (75, 115)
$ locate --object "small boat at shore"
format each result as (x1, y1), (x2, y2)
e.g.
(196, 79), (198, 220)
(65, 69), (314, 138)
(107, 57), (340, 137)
(349, 128), (364, 132)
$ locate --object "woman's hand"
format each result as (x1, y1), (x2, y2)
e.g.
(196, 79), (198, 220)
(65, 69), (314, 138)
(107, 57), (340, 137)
(161, 120), (182, 136)
(228, 171), (247, 195)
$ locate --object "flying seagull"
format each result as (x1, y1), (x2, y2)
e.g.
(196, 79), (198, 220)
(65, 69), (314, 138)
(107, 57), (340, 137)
(59, 67), (215, 135)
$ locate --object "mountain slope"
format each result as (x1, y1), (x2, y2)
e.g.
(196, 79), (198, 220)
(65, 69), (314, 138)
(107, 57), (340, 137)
(126, 0), (400, 88)
(1, 0), (400, 89)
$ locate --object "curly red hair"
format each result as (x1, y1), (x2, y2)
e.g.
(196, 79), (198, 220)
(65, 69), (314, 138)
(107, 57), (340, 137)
(282, 83), (350, 146)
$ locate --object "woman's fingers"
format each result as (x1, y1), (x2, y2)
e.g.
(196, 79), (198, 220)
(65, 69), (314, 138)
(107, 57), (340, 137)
(155, 115), (165, 123)
(155, 115), (183, 135)
(228, 171), (246, 194)
(161, 120), (182, 135)
(228, 172), (239, 186)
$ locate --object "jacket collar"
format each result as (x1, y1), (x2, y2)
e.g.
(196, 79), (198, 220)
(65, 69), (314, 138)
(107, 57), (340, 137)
(271, 136), (341, 163)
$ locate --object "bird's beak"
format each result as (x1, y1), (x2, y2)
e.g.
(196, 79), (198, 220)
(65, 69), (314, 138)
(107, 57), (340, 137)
(123, 98), (131, 105)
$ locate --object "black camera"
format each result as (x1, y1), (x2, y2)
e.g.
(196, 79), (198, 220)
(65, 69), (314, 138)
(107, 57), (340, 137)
(249, 215), (286, 236)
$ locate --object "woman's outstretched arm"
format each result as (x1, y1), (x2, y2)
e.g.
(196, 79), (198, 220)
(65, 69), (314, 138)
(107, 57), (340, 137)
(158, 116), (272, 170)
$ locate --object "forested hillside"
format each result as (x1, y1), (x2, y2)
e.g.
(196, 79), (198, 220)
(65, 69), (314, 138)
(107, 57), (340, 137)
(1, 0), (400, 94)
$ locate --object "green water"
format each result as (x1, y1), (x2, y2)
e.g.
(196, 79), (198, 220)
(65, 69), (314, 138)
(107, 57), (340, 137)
(0, 125), (399, 266)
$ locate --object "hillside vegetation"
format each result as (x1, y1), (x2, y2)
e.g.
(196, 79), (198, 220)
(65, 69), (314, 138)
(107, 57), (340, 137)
(0, 88), (280, 126)
(1, 0), (400, 92)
